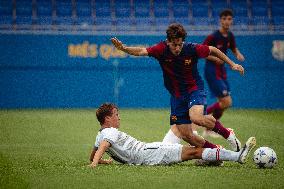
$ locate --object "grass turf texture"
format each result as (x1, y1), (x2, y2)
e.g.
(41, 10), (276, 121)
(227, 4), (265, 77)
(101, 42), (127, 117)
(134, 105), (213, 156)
(0, 109), (283, 189)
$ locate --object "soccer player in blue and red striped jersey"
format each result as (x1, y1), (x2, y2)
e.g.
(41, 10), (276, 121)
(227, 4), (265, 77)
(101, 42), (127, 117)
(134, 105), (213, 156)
(203, 9), (245, 122)
(111, 23), (244, 152)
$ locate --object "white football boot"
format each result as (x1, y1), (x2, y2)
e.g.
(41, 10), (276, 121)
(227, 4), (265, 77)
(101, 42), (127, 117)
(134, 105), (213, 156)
(238, 137), (256, 164)
(226, 128), (242, 152)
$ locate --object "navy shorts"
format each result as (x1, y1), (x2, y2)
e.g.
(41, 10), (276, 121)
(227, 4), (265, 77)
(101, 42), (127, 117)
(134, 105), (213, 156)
(205, 64), (231, 98)
(170, 90), (207, 125)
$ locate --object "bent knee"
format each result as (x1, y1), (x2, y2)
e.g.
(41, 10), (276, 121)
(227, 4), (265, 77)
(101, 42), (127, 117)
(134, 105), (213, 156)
(219, 97), (232, 109)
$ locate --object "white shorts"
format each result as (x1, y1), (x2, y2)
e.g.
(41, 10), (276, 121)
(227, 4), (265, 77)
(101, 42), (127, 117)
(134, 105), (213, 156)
(139, 142), (183, 165)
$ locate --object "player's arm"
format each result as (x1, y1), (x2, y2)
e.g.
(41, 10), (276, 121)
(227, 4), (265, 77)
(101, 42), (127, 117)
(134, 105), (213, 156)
(209, 46), (244, 75)
(232, 48), (245, 62)
(206, 55), (224, 65)
(111, 37), (148, 56)
(89, 140), (112, 168)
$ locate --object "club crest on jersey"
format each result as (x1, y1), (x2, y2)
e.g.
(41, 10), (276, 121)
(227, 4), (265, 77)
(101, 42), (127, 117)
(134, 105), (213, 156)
(184, 59), (191, 65)
(171, 115), (177, 121)
(272, 40), (284, 61)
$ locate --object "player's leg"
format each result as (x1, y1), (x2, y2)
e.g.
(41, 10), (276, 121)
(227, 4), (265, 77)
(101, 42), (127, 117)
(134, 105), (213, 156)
(162, 95), (218, 148)
(189, 104), (241, 152)
(181, 136), (256, 163)
(206, 79), (231, 120)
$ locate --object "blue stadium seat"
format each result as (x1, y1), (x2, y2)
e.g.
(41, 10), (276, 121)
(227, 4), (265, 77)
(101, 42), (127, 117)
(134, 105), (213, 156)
(252, 4), (268, 17)
(55, 16), (73, 26)
(16, 1), (32, 16)
(95, 2), (111, 17)
(173, 5), (189, 18)
(154, 7), (169, 18)
(76, 2), (92, 17)
(232, 16), (250, 30)
(75, 16), (94, 25)
(271, 3), (284, 17)
(0, 0), (13, 16)
(172, 17), (192, 26)
(211, 1), (231, 18)
(115, 17), (134, 31)
(56, 1), (72, 17)
(230, 1), (248, 17)
(115, 3), (131, 18)
(95, 17), (113, 31)
(134, 1), (150, 18)
(273, 16), (284, 25)
(16, 15), (33, 25)
(192, 3), (208, 17)
(36, 0), (52, 16)
(35, 15), (53, 25)
(0, 15), (13, 25)
(154, 17), (174, 31)
(135, 17), (153, 31)
(193, 16), (213, 26)
(172, 0), (189, 7)
(252, 16), (271, 30)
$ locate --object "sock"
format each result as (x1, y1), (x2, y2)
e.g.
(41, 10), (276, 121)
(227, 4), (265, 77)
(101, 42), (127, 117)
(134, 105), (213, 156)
(203, 140), (218, 148)
(206, 102), (221, 114)
(162, 129), (182, 144)
(202, 148), (239, 162)
(212, 121), (230, 139)
(212, 109), (224, 120)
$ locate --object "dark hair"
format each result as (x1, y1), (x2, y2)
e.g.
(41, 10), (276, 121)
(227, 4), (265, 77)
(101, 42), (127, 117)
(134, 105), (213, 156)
(219, 9), (233, 18)
(166, 23), (187, 41)
(96, 103), (118, 125)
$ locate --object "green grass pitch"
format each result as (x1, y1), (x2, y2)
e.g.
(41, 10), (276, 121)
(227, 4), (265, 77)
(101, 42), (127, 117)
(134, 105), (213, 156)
(1, 109), (284, 189)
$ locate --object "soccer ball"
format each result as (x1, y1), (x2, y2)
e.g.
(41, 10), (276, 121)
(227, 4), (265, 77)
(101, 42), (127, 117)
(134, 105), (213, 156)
(253, 147), (277, 168)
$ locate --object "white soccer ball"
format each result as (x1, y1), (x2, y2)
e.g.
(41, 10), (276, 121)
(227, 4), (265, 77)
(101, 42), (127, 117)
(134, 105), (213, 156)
(253, 147), (277, 168)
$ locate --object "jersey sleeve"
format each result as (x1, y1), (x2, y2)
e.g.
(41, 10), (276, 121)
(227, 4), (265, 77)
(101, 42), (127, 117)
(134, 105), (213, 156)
(146, 42), (165, 59)
(229, 32), (237, 50)
(101, 128), (119, 145)
(203, 34), (214, 46)
(195, 44), (210, 58)
(94, 132), (101, 148)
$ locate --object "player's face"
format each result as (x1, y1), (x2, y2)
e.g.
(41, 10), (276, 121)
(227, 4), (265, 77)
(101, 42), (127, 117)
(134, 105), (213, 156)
(220, 15), (233, 30)
(167, 38), (184, 56)
(108, 108), (120, 128)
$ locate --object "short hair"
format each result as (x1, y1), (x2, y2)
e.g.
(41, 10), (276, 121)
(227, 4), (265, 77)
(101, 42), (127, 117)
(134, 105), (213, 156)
(96, 103), (118, 125)
(166, 23), (187, 41)
(219, 9), (233, 18)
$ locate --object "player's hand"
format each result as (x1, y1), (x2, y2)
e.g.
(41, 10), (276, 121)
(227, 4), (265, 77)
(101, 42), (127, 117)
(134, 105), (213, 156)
(104, 158), (113, 164)
(89, 162), (98, 168)
(111, 37), (125, 51)
(236, 53), (245, 62)
(231, 64), (244, 75)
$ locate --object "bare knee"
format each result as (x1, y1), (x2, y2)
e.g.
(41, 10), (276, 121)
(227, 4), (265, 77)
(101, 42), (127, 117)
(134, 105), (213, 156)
(190, 114), (215, 128)
(219, 96), (232, 109)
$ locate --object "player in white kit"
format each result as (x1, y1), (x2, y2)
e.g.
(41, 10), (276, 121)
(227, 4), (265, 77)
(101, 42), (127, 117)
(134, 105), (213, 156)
(89, 103), (256, 167)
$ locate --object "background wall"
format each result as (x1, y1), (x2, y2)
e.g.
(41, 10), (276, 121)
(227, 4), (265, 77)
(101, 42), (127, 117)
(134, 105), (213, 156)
(0, 34), (284, 108)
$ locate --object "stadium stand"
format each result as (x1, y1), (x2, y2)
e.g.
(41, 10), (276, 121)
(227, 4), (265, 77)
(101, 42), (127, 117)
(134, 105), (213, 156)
(0, 0), (283, 34)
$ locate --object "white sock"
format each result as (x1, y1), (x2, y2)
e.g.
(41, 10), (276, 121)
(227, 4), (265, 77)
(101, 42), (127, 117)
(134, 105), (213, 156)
(202, 148), (239, 162)
(162, 129), (182, 144)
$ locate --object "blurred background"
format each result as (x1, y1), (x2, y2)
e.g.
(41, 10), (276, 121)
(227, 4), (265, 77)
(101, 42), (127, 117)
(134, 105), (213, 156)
(0, 0), (284, 109)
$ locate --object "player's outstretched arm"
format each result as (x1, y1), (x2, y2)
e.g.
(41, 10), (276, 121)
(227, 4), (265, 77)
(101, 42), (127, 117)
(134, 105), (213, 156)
(111, 37), (148, 56)
(89, 140), (111, 168)
(209, 46), (244, 75)
(206, 55), (224, 65)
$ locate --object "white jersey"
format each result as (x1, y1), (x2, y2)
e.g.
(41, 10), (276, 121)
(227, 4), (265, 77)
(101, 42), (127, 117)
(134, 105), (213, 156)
(94, 127), (182, 165)
(94, 127), (146, 164)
